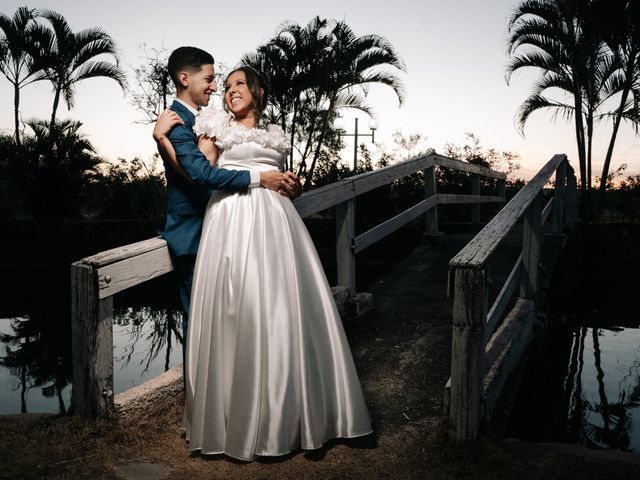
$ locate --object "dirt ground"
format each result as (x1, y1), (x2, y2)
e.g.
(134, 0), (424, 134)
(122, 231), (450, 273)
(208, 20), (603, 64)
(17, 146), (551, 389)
(2, 235), (640, 479)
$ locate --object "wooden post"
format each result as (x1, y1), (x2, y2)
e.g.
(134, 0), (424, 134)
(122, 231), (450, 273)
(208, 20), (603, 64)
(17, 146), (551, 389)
(566, 169), (579, 226)
(552, 161), (567, 234)
(71, 262), (114, 417)
(424, 166), (439, 234)
(449, 266), (487, 440)
(520, 192), (542, 300)
(336, 196), (356, 293)
(472, 174), (481, 224)
(497, 178), (506, 200)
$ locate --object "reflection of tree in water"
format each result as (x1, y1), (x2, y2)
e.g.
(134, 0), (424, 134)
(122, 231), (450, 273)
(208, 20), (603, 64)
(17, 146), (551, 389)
(564, 327), (639, 451)
(0, 312), (72, 414)
(1, 318), (34, 413)
(115, 307), (182, 373)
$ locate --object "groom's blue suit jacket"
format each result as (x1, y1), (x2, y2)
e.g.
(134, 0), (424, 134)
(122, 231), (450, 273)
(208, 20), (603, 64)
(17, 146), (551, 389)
(159, 100), (251, 257)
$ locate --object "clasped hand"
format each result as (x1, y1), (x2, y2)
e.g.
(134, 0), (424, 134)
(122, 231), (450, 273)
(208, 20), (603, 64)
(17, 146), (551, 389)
(260, 171), (303, 199)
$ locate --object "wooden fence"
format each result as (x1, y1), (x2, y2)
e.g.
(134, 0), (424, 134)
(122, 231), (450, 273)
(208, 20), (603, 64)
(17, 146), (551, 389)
(445, 154), (578, 440)
(71, 152), (506, 418)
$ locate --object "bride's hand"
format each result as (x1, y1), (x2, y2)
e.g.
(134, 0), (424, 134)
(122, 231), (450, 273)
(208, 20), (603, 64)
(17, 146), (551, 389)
(197, 135), (219, 165)
(282, 172), (303, 199)
(260, 171), (301, 197)
(153, 109), (184, 141)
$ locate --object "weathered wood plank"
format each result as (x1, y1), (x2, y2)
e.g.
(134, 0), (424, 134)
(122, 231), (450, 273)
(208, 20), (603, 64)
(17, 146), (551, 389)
(96, 247), (175, 299)
(293, 153), (504, 218)
(82, 236), (168, 268)
(542, 197), (554, 225)
(482, 298), (535, 433)
(497, 179), (506, 198)
(424, 166), (439, 234)
(449, 266), (487, 441)
(566, 169), (579, 226)
(293, 180), (354, 218)
(354, 196), (437, 253)
(521, 193), (542, 299)
(472, 174), (481, 224)
(437, 194), (505, 205)
(71, 262), (114, 418)
(552, 161), (567, 233)
(436, 155), (507, 180)
(353, 154), (437, 196)
(450, 154), (567, 269)
(336, 198), (356, 293)
(292, 155), (436, 218)
(485, 255), (522, 344)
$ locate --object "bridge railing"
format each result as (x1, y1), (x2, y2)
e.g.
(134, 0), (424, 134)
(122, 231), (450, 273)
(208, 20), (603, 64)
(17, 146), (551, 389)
(71, 152), (506, 418)
(446, 154), (577, 440)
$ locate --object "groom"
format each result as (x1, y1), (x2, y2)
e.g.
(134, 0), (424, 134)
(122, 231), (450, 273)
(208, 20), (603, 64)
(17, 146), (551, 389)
(155, 46), (301, 347)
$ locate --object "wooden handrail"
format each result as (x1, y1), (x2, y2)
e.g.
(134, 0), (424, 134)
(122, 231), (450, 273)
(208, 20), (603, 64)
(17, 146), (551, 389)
(447, 153), (577, 441)
(71, 152), (507, 418)
(450, 154), (567, 270)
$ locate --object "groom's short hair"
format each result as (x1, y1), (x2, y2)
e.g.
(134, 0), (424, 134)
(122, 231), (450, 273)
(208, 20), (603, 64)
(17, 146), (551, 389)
(168, 46), (215, 89)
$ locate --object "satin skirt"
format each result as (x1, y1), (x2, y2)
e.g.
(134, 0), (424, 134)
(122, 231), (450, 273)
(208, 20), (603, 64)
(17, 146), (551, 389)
(184, 187), (372, 461)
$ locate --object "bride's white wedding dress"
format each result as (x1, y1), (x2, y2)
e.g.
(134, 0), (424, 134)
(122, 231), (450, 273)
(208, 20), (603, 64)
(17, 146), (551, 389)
(183, 107), (372, 461)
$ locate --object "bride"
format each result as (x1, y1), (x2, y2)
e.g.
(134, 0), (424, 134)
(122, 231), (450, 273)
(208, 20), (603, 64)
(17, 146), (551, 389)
(155, 66), (372, 461)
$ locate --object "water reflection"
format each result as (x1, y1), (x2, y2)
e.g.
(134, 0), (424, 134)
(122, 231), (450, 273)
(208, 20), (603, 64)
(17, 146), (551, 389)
(0, 314), (72, 415)
(113, 307), (183, 392)
(564, 327), (640, 453)
(0, 307), (183, 415)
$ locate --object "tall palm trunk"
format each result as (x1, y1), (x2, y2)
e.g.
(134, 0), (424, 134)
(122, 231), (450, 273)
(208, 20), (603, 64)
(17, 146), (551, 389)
(304, 92), (338, 186)
(586, 109), (594, 217)
(297, 104), (321, 178)
(599, 100), (627, 191)
(288, 101), (299, 172)
(305, 108), (332, 186)
(13, 82), (21, 146)
(572, 89), (589, 220)
(600, 51), (637, 192)
(50, 86), (62, 133)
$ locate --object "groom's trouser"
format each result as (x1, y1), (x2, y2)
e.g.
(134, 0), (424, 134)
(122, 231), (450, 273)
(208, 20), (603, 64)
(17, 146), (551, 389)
(174, 254), (196, 374)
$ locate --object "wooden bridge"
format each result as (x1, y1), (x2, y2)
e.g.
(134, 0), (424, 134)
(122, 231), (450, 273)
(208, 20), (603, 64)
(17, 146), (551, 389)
(70, 152), (576, 442)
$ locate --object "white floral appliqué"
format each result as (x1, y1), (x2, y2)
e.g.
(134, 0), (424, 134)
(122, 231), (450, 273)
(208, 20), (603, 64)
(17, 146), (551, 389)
(194, 106), (290, 154)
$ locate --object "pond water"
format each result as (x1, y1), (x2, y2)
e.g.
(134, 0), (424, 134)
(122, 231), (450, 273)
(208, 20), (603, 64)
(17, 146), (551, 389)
(508, 224), (640, 454)
(0, 307), (183, 415)
(563, 326), (640, 452)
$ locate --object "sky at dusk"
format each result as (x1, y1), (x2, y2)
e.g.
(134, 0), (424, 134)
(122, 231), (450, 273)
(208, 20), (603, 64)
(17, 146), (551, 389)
(1, 0), (638, 180)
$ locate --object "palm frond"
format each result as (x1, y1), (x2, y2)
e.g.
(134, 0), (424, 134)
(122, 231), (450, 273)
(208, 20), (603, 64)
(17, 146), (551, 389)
(333, 90), (373, 116)
(516, 92), (575, 133)
(72, 60), (127, 89)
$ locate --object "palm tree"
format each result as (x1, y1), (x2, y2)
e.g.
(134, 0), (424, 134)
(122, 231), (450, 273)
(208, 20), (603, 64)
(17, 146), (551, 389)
(304, 19), (406, 184)
(20, 118), (102, 218)
(242, 17), (330, 171)
(597, 0), (640, 191)
(507, 0), (640, 215)
(0, 6), (43, 146)
(28, 9), (127, 132)
(243, 17), (406, 184)
(506, 0), (595, 209)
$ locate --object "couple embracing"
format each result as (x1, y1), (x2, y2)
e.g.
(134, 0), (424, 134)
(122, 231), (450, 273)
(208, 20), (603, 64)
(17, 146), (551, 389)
(154, 46), (373, 461)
